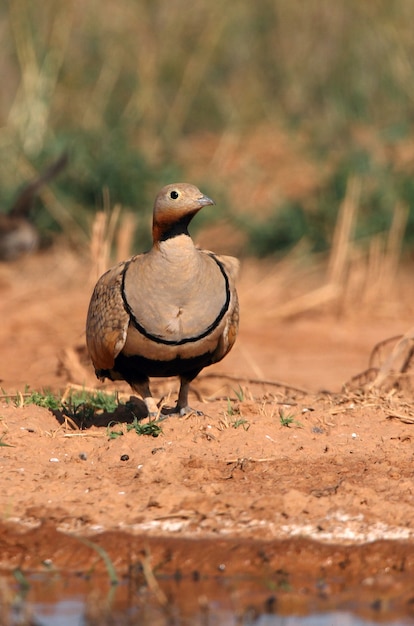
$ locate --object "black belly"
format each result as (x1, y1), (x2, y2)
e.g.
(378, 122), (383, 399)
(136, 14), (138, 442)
(98, 350), (214, 383)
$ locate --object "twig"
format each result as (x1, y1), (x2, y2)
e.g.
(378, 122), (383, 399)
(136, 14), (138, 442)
(369, 335), (403, 369)
(369, 328), (414, 389)
(225, 457), (276, 463)
(200, 373), (310, 395)
(387, 413), (414, 424)
(63, 432), (106, 438)
(0, 392), (32, 401)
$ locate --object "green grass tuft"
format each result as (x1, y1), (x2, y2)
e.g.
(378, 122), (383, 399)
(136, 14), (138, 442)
(0, 435), (14, 448)
(107, 417), (163, 439)
(62, 390), (119, 425)
(127, 417), (162, 437)
(23, 390), (61, 411)
(231, 418), (250, 431)
(233, 385), (245, 403)
(279, 410), (303, 429)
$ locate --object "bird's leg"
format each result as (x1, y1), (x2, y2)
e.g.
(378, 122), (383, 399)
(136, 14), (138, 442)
(175, 375), (203, 417)
(130, 379), (159, 419)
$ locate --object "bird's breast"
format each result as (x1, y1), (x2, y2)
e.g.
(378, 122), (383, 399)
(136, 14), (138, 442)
(122, 250), (230, 346)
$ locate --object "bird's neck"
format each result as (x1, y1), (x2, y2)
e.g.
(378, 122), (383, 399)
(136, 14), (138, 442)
(152, 212), (197, 243)
(153, 232), (197, 260)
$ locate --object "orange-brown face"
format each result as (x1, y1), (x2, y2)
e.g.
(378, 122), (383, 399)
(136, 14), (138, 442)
(152, 183), (215, 242)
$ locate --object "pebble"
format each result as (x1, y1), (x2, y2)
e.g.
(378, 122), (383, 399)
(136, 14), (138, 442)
(312, 426), (324, 434)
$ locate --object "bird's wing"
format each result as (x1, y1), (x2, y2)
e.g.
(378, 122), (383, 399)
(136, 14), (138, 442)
(212, 253), (239, 284)
(86, 261), (130, 371)
(206, 252), (240, 362)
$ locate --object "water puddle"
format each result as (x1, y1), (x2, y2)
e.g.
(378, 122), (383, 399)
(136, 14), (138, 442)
(3, 572), (414, 626)
(2, 530), (414, 625)
(28, 607), (414, 626)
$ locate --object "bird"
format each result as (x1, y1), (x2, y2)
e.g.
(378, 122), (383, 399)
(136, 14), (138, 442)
(0, 153), (68, 261)
(86, 183), (239, 417)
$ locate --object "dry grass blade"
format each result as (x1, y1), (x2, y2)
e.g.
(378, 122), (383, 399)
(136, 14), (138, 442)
(328, 175), (361, 286)
(89, 204), (121, 283)
(361, 203), (408, 306)
(265, 282), (340, 319)
(0, 392), (31, 402)
(89, 211), (108, 283)
(383, 202), (408, 289)
(387, 412), (414, 424)
(63, 415), (79, 431)
(115, 211), (137, 262)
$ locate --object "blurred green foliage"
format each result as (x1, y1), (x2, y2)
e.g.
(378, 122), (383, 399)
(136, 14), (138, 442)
(1, 0), (414, 256)
(246, 145), (414, 258)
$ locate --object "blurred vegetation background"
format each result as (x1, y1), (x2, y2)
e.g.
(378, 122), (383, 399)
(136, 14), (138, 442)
(1, 0), (414, 259)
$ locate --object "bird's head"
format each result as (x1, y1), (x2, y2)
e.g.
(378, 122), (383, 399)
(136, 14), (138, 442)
(152, 183), (215, 243)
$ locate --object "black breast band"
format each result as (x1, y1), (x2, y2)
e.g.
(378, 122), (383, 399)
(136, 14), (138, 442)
(120, 254), (230, 346)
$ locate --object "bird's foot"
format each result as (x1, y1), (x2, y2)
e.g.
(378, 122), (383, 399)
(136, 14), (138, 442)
(159, 404), (203, 419)
(147, 411), (160, 420)
(143, 396), (161, 420)
(177, 404), (204, 417)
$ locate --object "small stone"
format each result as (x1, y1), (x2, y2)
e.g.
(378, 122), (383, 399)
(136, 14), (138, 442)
(151, 447), (165, 455)
(312, 426), (324, 434)
(79, 452), (88, 461)
(120, 454), (129, 462)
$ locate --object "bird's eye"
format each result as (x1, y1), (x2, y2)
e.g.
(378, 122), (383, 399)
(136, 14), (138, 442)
(170, 190), (179, 200)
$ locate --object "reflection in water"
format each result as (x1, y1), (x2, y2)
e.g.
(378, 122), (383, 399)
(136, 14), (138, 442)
(33, 600), (84, 626)
(255, 613), (414, 626)
(4, 572), (414, 626)
(29, 604), (414, 626)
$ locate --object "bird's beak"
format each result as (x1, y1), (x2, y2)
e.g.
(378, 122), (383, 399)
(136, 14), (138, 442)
(198, 194), (215, 207)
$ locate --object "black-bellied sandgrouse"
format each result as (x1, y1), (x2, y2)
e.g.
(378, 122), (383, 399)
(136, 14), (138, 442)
(0, 153), (68, 261)
(86, 183), (239, 417)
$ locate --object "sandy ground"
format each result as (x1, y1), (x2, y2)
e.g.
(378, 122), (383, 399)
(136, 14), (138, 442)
(1, 247), (414, 620)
